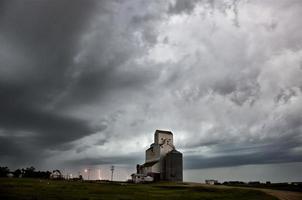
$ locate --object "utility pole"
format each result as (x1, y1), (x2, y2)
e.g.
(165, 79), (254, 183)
(110, 166), (114, 181)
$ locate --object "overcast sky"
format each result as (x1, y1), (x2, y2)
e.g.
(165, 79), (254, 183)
(0, 0), (302, 182)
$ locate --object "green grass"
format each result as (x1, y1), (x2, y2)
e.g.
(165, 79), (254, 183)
(0, 178), (277, 200)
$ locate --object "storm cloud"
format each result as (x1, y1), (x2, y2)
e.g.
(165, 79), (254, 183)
(0, 0), (301, 181)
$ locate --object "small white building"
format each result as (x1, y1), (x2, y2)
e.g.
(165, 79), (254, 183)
(205, 179), (218, 185)
(131, 174), (153, 183)
(50, 170), (63, 179)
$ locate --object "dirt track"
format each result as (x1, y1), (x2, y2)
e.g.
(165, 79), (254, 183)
(185, 183), (302, 200)
(258, 189), (302, 200)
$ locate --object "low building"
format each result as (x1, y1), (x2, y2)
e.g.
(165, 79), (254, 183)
(131, 174), (154, 183)
(205, 179), (218, 185)
(50, 170), (63, 180)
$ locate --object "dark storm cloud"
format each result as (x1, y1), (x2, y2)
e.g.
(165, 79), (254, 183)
(66, 65), (158, 105)
(65, 154), (143, 166)
(209, 74), (261, 106)
(184, 123), (302, 169)
(75, 145), (91, 154)
(185, 150), (302, 169)
(0, 0), (97, 50)
(66, 157), (108, 166)
(0, 134), (52, 166)
(0, 81), (103, 142)
(274, 88), (297, 104)
(0, 0), (105, 165)
(185, 130), (302, 169)
(0, 0), (161, 167)
(0, 0), (96, 83)
(94, 139), (108, 146)
(0, 0), (100, 106)
(168, 0), (201, 14)
(0, 135), (25, 157)
(0, 79), (108, 166)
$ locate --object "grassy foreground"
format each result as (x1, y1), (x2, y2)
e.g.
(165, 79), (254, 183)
(0, 178), (277, 200)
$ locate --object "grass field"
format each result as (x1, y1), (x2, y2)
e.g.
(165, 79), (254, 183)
(0, 178), (277, 200)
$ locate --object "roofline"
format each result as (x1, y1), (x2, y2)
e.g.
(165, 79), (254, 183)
(167, 149), (182, 154)
(155, 129), (173, 135)
(143, 160), (159, 167)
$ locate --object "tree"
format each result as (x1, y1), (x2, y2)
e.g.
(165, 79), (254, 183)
(12, 169), (22, 178)
(22, 166), (35, 178)
(0, 166), (10, 177)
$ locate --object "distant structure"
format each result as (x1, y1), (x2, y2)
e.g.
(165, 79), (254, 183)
(50, 170), (63, 180)
(132, 130), (183, 182)
(110, 166), (114, 181)
(205, 179), (218, 185)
